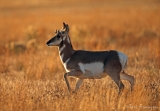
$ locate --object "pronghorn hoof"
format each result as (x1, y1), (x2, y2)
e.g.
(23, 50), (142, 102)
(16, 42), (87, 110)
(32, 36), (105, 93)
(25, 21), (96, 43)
(46, 22), (133, 94)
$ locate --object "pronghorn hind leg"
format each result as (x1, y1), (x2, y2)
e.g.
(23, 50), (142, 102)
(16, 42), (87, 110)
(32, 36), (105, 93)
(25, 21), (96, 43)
(120, 71), (135, 91)
(113, 76), (124, 95)
(106, 70), (124, 94)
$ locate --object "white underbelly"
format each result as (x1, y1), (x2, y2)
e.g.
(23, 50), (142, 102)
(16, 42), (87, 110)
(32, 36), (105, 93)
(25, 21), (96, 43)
(78, 62), (107, 79)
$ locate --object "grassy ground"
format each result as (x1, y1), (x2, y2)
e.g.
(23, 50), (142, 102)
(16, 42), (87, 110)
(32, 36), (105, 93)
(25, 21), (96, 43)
(0, 0), (160, 111)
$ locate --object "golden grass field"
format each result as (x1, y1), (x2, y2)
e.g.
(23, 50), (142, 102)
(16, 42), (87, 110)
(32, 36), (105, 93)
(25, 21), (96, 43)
(0, 0), (160, 111)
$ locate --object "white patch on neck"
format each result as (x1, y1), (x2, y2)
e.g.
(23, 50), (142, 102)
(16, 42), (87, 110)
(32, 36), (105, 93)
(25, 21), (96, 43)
(63, 36), (66, 40)
(59, 53), (64, 63)
(58, 46), (70, 72)
(59, 44), (66, 52)
(67, 37), (70, 43)
(78, 62), (104, 74)
(117, 51), (128, 72)
(63, 35), (70, 43)
(63, 58), (70, 72)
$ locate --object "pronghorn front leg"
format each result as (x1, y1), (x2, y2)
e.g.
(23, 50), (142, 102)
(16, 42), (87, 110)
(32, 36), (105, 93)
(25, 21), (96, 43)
(64, 73), (71, 91)
(64, 70), (83, 92)
(75, 79), (84, 91)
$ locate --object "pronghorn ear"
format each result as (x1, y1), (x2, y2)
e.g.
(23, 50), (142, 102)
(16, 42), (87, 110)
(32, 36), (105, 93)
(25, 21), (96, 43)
(55, 29), (58, 33)
(62, 22), (66, 29)
(62, 22), (69, 33)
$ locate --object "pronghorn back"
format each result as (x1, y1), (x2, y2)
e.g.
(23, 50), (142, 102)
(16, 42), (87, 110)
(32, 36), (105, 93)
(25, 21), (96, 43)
(46, 22), (134, 94)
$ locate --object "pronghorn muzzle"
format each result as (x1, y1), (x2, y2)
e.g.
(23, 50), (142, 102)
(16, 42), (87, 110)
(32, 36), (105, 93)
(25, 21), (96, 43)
(46, 35), (62, 46)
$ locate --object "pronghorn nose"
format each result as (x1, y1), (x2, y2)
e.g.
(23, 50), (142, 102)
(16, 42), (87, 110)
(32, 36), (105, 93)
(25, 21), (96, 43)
(46, 41), (51, 46)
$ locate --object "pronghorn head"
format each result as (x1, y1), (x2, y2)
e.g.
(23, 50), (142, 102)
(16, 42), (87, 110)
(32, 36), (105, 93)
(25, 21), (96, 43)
(46, 22), (69, 46)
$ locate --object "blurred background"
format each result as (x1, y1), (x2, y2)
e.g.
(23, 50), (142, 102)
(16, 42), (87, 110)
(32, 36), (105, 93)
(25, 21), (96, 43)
(0, 0), (159, 42)
(0, 1), (160, 111)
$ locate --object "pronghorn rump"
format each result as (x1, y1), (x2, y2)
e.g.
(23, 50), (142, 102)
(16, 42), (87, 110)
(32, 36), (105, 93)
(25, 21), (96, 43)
(46, 22), (135, 94)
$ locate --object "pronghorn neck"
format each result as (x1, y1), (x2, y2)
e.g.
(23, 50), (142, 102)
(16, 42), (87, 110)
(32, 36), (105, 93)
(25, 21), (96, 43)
(58, 35), (74, 63)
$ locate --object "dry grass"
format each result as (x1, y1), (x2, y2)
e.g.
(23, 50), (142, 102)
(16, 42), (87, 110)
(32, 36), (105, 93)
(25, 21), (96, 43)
(0, 0), (160, 111)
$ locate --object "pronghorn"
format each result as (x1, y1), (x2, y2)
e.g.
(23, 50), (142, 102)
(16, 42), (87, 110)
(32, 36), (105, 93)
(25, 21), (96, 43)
(46, 22), (135, 94)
